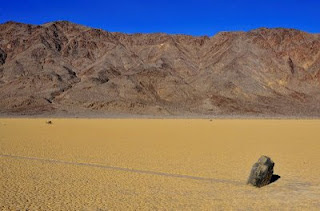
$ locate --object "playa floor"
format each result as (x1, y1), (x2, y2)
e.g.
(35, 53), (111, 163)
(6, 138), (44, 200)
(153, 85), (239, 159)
(0, 119), (320, 210)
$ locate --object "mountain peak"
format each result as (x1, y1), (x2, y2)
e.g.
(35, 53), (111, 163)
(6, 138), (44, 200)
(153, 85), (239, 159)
(0, 21), (319, 117)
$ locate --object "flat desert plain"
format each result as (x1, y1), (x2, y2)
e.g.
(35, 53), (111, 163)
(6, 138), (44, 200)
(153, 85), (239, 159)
(0, 119), (320, 210)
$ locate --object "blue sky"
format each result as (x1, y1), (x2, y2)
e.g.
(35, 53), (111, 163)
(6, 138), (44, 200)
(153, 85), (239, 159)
(0, 0), (319, 36)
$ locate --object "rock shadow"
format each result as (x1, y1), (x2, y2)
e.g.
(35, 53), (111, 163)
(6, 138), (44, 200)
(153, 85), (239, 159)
(270, 174), (281, 184)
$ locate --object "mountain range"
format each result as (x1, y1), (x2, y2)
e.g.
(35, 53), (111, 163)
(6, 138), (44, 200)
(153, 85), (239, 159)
(0, 21), (319, 117)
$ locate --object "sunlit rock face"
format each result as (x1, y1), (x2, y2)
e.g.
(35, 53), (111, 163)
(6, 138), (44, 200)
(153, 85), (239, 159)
(247, 156), (275, 188)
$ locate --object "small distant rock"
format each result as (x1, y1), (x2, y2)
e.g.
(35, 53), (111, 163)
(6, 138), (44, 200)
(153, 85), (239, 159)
(46, 120), (52, 124)
(247, 155), (275, 188)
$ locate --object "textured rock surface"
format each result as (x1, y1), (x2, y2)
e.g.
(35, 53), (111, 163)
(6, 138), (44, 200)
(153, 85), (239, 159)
(0, 21), (320, 116)
(247, 156), (275, 187)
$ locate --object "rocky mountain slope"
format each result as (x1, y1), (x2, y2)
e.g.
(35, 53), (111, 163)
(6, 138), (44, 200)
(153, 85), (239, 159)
(0, 21), (319, 117)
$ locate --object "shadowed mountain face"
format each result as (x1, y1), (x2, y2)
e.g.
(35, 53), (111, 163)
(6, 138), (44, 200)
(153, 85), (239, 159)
(0, 21), (319, 117)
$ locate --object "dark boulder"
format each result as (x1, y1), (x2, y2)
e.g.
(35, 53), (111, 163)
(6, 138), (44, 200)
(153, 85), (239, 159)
(247, 156), (275, 187)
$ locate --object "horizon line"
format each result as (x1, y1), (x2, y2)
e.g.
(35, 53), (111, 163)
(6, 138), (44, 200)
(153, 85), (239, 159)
(1, 19), (319, 37)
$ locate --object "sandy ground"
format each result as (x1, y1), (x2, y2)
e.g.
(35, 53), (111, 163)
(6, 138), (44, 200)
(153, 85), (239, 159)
(0, 119), (319, 210)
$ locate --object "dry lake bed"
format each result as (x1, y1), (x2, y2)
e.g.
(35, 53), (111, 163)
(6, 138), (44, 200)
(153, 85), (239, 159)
(0, 119), (320, 210)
